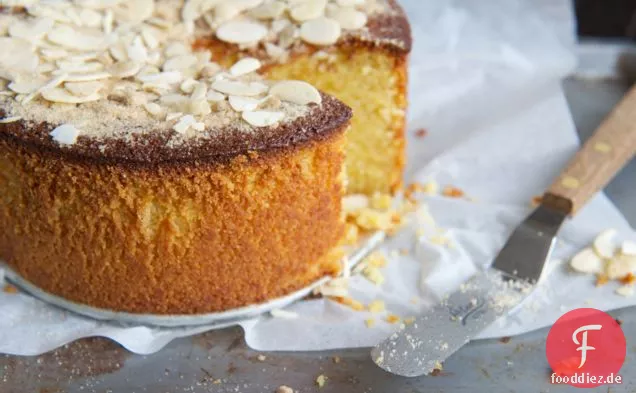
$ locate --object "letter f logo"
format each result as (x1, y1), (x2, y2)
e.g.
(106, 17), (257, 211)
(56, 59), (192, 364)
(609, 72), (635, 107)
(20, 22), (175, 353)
(572, 324), (602, 368)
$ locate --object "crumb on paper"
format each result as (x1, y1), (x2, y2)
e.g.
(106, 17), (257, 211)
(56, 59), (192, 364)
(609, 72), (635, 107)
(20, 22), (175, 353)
(315, 374), (327, 388)
(366, 251), (387, 268)
(212, 379), (222, 384)
(332, 356), (341, 364)
(370, 192), (393, 210)
(442, 186), (464, 198)
(365, 318), (375, 328)
(3, 284), (18, 294)
(620, 273), (636, 285)
(276, 386), (294, 393)
(531, 195), (543, 207)
(362, 265), (385, 285)
(403, 317), (416, 325)
(334, 296), (365, 311)
(415, 128), (428, 138)
(596, 274), (609, 287)
(256, 354), (267, 362)
(385, 314), (400, 324)
(368, 300), (386, 313)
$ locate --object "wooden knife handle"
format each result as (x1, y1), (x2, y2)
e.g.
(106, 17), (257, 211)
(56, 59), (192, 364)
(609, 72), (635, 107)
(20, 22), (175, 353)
(544, 85), (636, 216)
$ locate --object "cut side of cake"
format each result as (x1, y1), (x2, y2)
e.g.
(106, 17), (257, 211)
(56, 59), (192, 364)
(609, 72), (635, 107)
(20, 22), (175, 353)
(188, 0), (412, 195)
(0, 1), (352, 314)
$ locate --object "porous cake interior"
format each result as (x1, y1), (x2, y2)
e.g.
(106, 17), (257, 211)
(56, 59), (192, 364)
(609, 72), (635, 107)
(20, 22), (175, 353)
(263, 48), (407, 195)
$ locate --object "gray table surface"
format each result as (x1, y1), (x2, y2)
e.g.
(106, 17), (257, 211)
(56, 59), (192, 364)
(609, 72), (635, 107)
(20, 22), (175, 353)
(1, 77), (635, 393)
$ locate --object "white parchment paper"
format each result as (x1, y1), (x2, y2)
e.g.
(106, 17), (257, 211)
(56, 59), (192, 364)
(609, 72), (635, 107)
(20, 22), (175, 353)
(3, 0), (634, 355)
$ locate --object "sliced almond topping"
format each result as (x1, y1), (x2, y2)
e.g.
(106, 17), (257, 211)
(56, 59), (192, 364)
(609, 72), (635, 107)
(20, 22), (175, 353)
(9, 17), (54, 41)
(138, 71), (182, 84)
(270, 80), (321, 105)
(143, 102), (164, 117)
(65, 81), (104, 97)
(166, 112), (183, 121)
(229, 95), (261, 112)
(242, 110), (284, 127)
(570, 248), (603, 274)
(616, 285), (635, 297)
(47, 25), (106, 51)
(606, 254), (636, 280)
(248, 1), (286, 19)
(290, 0), (326, 22)
(206, 90), (226, 102)
(216, 21), (268, 45)
(229, 57), (262, 76)
(8, 80), (45, 94)
(0, 116), (22, 123)
(163, 54), (198, 71)
(300, 17), (341, 46)
(50, 124), (80, 145)
(55, 61), (105, 74)
(330, 7), (367, 29)
(336, 0), (364, 5)
(64, 71), (111, 82)
(42, 87), (101, 103)
(593, 229), (617, 259)
(109, 61), (142, 78)
(211, 79), (268, 96)
(173, 114), (196, 134)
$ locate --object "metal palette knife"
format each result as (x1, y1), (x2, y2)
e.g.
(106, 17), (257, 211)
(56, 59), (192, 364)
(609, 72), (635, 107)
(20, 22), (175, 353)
(372, 85), (636, 377)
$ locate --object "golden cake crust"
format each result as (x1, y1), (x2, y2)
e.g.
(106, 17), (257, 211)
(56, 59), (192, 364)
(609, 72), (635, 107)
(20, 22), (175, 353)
(0, 122), (348, 314)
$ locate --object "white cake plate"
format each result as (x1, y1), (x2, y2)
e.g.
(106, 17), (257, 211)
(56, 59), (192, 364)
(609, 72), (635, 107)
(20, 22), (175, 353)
(1, 231), (385, 327)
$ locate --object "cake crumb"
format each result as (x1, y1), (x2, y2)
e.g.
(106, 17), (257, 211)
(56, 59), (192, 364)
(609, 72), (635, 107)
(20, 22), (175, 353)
(366, 251), (387, 268)
(620, 273), (636, 285)
(442, 186), (464, 198)
(531, 195), (543, 207)
(334, 296), (365, 311)
(368, 300), (386, 313)
(332, 356), (341, 364)
(315, 374), (327, 388)
(276, 386), (294, 393)
(415, 128), (428, 138)
(403, 317), (416, 325)
(2, 284), (17, 294)
(365, 318), (376, 328)
(370, 193), (393, 210)
(595, 274), (609, 287)
(363, 266), (385, 285)
(385, 314), (400, 324)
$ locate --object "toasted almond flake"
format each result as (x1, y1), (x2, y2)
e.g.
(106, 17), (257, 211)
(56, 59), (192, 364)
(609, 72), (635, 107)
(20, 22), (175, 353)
(270, 309), (299, 319)
(65, 81), (104, 96)
(621, 241), (636, 256)
(163, 54), (198, 71)
(173, 114), (196, 134)
(48, 25), (106, 51)
(55, 61), (105, 74)
(114, 0), (155, 23)
(368, 300), (385, 313)
(270, 80), (321, 105)
(300, 17), (341, 46)
(127, 36), (148, 63)
(8, 80), (44, 94)
(212, 79), (268, 96)
(329, 6), (367, 29)
(166, 112), (183, 121)
(50, 124), (80, 145)
(290, 0), (326, 22)
(141, 28), (159, 50)
(216, 20), (267, 45)
(180, 78), (198, 94)
(570, 248), (603, 274)
(138, 71), (182, 84)
(190, 83), (208, 100)
(249, 1), (286, 19)
(103, 9), (114, 33)
(593, 229), (617, 259)
(616, 285), (634, 297)
(109, 61), (142, 78)
(79, 8), (103, 27)
(143, 102), (163, 117)
(229, 57), (262, 76)
(606, 254), (636, 280)
(40, 48), (69, 60)
(242, 110), (284, 127)
(206, 90), (226, 102)
(42, 87), (101, 103)
(229, 95), (261, 112)
(0, 116), (21, 123)
(64, 71), (111, 82)
(9, 17), (55, 41)
(164, 42), (189, 57)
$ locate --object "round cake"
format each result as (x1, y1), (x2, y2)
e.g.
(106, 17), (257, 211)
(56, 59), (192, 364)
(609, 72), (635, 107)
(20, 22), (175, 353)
(0, 1), (351, 314)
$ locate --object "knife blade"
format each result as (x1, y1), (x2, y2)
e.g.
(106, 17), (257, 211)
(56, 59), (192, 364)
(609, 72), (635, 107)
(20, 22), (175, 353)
(372, 83), (636, 377)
